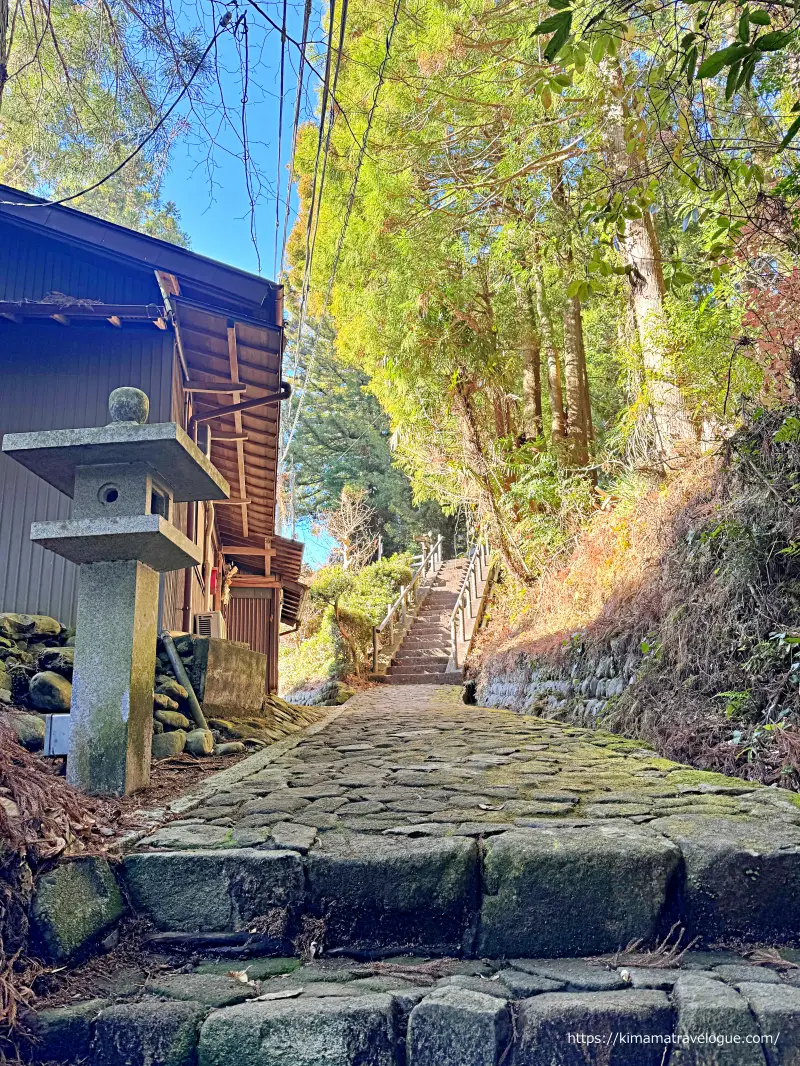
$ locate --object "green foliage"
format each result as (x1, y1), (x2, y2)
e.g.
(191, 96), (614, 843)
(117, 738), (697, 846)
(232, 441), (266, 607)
(285, 339), (455, 554)
(279, 606), (349, 693)
(344, 556), (414, 625)
(283, 0), (796, 587)
(0, 0), (189, 241)
(280, 554), (412, 690)
(308, 566), (353, 609)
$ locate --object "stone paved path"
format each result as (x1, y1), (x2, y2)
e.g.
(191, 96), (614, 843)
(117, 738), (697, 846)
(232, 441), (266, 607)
(143, 684), (800, 850)
(126, 685), (800, 959)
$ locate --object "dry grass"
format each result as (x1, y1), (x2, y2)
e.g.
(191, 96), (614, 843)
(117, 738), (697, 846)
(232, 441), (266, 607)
(473, 405), (800, 789)
(0, 719), (117, 1037)
(589, 924), (698, 970)
(473, 455), (717, 669)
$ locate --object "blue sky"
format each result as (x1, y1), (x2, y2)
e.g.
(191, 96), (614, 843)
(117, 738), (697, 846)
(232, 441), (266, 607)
(161, 1), (320, 277)
(159, 4), (336, 567)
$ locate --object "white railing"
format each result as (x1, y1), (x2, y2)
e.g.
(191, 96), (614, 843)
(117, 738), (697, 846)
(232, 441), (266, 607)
(372, 534), (444, 673)
(449, 535), (492, 670)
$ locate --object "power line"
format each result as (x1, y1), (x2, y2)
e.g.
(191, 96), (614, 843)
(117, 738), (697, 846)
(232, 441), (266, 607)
(281, 0), (402, 462)
(278, 0), (312, 278)
(280, 0), (345, 437)
(273, 0), (288, 279)
(245, 0), (362, 150)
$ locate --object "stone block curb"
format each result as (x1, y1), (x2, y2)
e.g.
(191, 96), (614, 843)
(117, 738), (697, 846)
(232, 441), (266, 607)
(478, 824), (681, 957)
(123, 848), (305, 935)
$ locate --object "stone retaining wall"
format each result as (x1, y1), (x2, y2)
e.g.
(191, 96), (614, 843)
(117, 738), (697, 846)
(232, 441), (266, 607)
(473, 637), (643, 728)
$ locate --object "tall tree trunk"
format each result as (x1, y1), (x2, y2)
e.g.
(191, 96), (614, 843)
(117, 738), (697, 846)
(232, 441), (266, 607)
(492, 395), (507, 439)
(531, 264), (566, 453)
(551, 166), (590, 467)
(562, 287), (589, 466)
(0, 0), (9, 107)
(602, 61), (696, 458)
(522, 291), (543, 442)
(452, 384), (531, 584)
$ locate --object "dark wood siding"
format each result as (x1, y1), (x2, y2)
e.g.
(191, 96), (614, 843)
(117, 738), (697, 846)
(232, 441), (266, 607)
(0, 324), (174, 625)
(0, 219), (158, 303)
(226, 588), (280, 693)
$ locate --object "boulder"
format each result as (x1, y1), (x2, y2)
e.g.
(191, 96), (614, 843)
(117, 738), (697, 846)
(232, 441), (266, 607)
(155, 709), (191, 730)
(407, 987), (511, 1066)
(306, 834), (479, 954)
(0, 613), (35, 639)
(185, 728), (215, 756)
(30, 857), (124, 962)
(152, 719), (164, 735)
(37, 646), (75, 679)
(8, 664), (34, 703)
(0, 659), (9, 692)
(91, 1000), (206, 1066)
(214, 741), (246, 757)
(4, 711), (45, 751)
(28, 670), (72, 712)
(671, 975), (765, 1065)
(152, 730), (186, 759)
(156, 676), (189, 702)
(514, 990), (673, 1065)
(198, 994), (398, 1066)
(24, 998), (109, 1063)
(28, 614), (63, 638)
(154, 691), (181, 713)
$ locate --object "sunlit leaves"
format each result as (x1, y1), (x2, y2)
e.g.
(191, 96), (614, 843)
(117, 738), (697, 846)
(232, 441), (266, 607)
(533, 7), (573, 60)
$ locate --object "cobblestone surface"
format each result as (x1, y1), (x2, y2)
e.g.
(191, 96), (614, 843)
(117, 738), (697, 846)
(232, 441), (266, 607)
(139, 685), (800, 851)
(30, 950), (800, 1066)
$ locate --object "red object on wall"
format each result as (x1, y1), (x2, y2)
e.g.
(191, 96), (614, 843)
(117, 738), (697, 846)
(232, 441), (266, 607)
(210, 568), (219, 596)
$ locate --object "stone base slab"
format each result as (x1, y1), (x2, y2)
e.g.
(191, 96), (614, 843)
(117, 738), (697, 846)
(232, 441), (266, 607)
(26, 953), (800, 1066)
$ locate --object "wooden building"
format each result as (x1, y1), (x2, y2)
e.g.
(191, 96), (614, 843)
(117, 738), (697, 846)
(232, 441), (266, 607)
(0, 184), (305, 692)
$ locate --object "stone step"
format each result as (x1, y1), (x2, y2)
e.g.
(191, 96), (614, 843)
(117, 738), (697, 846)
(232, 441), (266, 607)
(392, 655), (450, 666)
(394, 651), (450, 661)
(29, 949), (800, 1066)
(384, 674), (461, 685)
(121, 806), (800, 962)
(388, 667), (448, 678)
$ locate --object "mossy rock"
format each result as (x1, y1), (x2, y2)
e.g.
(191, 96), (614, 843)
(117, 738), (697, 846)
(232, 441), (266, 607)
(30, 857), (124, 962)
(667, 768), (754, 790)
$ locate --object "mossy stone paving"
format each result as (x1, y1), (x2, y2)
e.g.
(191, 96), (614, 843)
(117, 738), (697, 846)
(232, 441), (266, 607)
(141, 684), (800, 845)
(125, 685), (800, 958)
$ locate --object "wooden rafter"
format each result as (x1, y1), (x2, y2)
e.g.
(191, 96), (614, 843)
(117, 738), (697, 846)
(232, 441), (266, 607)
(226, 323), (249, 539)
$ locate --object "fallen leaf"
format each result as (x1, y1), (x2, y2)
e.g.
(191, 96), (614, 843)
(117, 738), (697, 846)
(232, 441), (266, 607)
(478, 803), (505, 811)
(254, 987), (303, 1001)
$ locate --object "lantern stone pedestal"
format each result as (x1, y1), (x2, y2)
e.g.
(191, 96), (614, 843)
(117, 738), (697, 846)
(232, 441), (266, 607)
(2, 388), (230, 795)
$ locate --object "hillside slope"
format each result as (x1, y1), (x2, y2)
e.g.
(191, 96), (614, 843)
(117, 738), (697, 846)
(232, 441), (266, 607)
(470, 407), (800, 790)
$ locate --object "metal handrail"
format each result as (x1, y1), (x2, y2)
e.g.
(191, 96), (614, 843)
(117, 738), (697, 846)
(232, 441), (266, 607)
(372, 534), (444, 671)
(449, 535), (491, 670)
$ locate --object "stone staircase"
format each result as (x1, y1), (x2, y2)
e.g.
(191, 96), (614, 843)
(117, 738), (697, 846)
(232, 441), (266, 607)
(383, 558), (468, 684)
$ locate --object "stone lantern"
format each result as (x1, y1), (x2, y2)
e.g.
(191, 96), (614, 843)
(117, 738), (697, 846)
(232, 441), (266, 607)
(2, 388), (230, 795)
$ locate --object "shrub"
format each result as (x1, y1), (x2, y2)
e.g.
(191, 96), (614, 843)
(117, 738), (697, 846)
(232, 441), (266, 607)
(279, 553), (412, 691)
